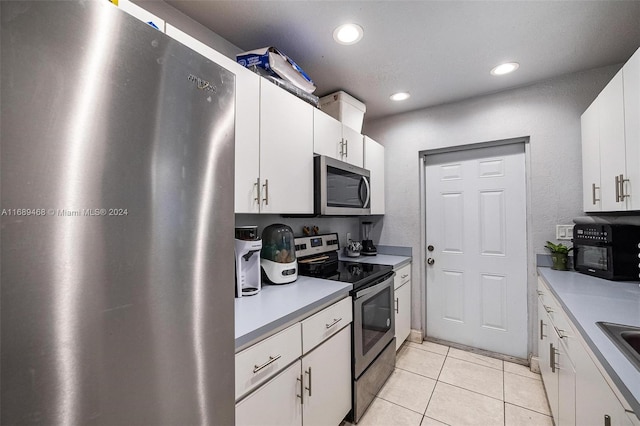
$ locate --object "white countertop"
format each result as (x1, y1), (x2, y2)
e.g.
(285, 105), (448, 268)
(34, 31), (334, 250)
(235, 276), (352, 351)
(338, 253), (411, 269)
(538, 267), (640, 416)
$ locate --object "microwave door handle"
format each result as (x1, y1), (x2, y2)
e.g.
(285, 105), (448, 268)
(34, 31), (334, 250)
(361, 176), (371, 208)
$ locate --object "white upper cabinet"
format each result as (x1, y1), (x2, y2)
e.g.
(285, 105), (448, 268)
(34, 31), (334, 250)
(581, 102), (601, 212)
(581, 47), (640, 212)
(313, 109), (364, 167)
(363, 136), (385, 215)
(624, 48), (640, 210)
(598, 71), (626, 211)
(260, 80), (314, 214)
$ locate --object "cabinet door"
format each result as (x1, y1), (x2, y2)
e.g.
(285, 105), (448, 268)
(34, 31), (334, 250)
(581, 101), (602, 212)
(236, 360), (303, 426)
(259, 80), (314, 214)
(313, 109), (344, 160)
(164, 24), (261, 213)
(574, 340), (631, 426)
(342, 125), (364, 167)
(557, 338), (576, 426)
(364, 136), (385, 214)
(301, 326), (351, 426)
(624, 47), (640, 211)
(599, 70), (626, 211)
(538, 300), (559, 419)
(395, 281), (411, 351)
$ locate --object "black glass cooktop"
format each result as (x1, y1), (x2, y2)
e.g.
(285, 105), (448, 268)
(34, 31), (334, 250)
(302, 260), (393, 289)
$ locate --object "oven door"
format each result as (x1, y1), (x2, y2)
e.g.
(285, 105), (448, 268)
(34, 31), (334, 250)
(353, 272), (395, 378)
(574, 242), (611, 278)
(315, 155), (371, 216)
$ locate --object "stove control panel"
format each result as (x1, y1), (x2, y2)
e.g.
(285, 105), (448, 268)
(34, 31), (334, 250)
(295, 233), (339, 258)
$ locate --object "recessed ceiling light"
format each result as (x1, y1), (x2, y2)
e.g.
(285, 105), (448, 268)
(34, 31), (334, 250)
(490, 62), (520, 76)
(390, 92), (410, 101)
(333, 23), (364, 45)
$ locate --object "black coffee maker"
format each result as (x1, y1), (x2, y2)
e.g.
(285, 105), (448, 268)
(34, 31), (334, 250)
(360, 221), (377, 256)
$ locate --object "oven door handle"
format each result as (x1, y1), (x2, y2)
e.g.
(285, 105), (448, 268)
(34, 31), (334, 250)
(355, 272), (395, 299)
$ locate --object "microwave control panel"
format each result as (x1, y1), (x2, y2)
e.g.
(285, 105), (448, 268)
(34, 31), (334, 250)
(574, 226), (610, 242)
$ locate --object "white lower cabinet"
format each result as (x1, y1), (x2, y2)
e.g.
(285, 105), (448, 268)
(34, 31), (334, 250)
(236, 298), (353, 426)
(301, 326), (352, 426)
(394, 263), (411, 351)
(236, 360), (303, 426)
(537, 277), (633, 426)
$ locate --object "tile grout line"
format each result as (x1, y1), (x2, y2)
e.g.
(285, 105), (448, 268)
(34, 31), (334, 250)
(422, 346), (450, 417)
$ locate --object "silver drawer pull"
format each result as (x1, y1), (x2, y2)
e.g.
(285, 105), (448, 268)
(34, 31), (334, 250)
(325, 318), (342, 329)
(401, 274), (409, 279)
(544, 305), (553, 313)
(253, 354), (281, 373)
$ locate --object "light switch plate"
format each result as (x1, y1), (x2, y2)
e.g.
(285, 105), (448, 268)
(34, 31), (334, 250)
(556, 225), (574, 240)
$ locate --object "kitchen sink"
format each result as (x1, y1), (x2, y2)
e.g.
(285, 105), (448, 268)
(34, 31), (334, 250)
(597, 322), (640, 372)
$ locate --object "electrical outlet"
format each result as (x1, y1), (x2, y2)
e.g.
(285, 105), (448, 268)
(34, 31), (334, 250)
(556, 225), (574, 240)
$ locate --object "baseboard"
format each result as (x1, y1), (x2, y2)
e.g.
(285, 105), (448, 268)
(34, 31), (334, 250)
(529, 356), (541, 373)
(409, 329), (423, 343)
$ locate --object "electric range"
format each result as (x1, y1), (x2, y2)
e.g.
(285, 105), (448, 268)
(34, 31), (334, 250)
(294, 233), (396, 423)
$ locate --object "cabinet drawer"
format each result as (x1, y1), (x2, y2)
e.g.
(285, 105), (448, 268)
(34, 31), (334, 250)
(301, 297), (352, 354)
(236, 323), (302, 400)
(394, 264), (411, 290)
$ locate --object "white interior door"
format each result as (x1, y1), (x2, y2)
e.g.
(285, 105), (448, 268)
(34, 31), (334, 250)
(425, 143), (528, 358)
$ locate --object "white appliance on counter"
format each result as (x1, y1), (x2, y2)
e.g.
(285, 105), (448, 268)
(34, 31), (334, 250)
(235, 226), (262, 297)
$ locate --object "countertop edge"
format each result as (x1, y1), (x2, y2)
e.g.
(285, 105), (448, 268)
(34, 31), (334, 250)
(537, 268), (640, 418)
(234, 286), (351, 352)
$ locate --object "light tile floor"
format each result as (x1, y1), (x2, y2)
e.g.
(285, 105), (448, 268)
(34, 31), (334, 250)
(356, 341), (553, 426)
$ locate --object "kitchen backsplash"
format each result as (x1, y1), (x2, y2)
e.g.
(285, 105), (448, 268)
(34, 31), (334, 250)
(235, 214), (360, 248)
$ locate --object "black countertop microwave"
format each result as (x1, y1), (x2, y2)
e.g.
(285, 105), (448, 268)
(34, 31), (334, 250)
(573, 223), (640, 281)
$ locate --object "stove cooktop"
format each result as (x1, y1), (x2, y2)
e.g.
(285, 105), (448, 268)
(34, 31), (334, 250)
(299, 259), (392, 289)
(295, 233), (393, 289)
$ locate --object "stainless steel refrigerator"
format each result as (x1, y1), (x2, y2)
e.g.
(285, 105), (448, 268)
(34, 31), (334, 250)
(1, 1), (235, 424)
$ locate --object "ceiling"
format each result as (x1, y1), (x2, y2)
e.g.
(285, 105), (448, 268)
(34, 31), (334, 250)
(167, 1), (640, 121)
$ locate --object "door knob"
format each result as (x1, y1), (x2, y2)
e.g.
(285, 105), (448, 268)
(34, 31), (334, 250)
(427, 258), (435, 265)
(427, 245), (434, 252)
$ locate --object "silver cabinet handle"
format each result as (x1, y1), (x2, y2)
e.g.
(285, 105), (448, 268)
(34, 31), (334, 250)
(401, 274), (409, 279)
(544, 305), (553, 313)
(592, 183), (600, 205)
(305, 367), (312, 396)
(325, 318), (342, 329)
(297, 374), (304, 405)
(556, 327), (567, 339)
(262, 179), (269, 205)
(253, 354), (281, 373)
(339, 138), (345, 158)
(254, 177), (260, 204)
(540, 319), (546, 340)
(620, 174), (630, 200)
(345, 139), (348, 157)
(395, 297), (399, 314)
(604, 414), (611, 426)
(550, 343), (556, 373)
(616, 175), (621, 202)
(537, 290), (544, 296)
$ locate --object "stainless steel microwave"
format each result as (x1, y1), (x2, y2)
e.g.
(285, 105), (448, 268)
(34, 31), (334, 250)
(573, 223), (640, 281)
(314, 155), (371, 216)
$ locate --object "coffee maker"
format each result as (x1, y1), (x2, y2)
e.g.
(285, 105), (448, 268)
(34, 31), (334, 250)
(361, 221), (377, 256)
(235, 226), (262, 297)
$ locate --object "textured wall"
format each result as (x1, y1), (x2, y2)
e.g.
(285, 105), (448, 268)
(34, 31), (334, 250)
(363, 65), (621, 339)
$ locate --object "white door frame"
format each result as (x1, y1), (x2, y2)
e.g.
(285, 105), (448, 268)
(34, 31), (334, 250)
(418, 136), (535, 360)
